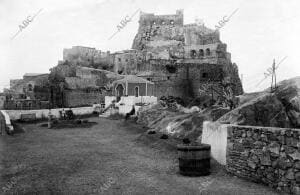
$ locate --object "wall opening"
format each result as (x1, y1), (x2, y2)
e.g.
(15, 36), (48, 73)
(28, 84), (33, 91)
(190, 50), (197, 58)
(206, 48), (211, 56)
(166, 65), (177, 73)
(199, 49), (204, 57)
(202, 72), (208, 79)
(116, 84), (124, 101)
(134, 86), (139, 97)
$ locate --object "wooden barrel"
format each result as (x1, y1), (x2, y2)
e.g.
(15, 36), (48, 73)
(177, 144), (211, 176)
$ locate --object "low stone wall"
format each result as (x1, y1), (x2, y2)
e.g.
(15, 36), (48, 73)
(118, 105), (141, 115)
(119, 96), (157, 106)
(0, 110), (13, 132)
(3, 107), (94, 121)
(0, 111), (6, 135)
(227, 125), (300, 194)
(64, 90), (105, 107)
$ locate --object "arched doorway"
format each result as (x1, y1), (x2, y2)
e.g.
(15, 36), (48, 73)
(134, 86), (139, 97)
(116, 84), (124, 101)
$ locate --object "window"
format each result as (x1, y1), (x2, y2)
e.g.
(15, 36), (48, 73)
(202, 73), (208, 78)
(206, 48), (211, 56)
(125, 59), (128, 62)
(162, 21), (165, 25)
(118, 58), (121, 62)
(166, 65), (177, 73)
(170, 20), (174, 25)
(199, 49), (204, 57)
(28, 84), (33, 91)
(167, 76), (170, 80)
(190, 50), (197, 59)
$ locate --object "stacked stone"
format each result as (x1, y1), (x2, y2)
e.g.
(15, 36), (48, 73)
(226, 126), (300, 194)
(136, 104), (167, 126)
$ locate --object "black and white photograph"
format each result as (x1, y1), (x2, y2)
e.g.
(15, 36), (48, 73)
(0, 0), (300, 194)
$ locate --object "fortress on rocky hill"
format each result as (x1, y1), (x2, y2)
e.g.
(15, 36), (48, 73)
(2, 10), (243, 109)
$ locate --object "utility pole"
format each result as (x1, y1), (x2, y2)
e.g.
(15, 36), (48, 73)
(256, 56), (287, 92)
(270, 59), (276, 92)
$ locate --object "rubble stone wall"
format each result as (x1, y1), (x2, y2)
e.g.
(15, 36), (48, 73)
(226, 125), (300, 194)
(64, 90), (106, 107)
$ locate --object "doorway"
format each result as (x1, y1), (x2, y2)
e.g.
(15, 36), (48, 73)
(134, 86), (139, 97)
(116, 84), (124, 101)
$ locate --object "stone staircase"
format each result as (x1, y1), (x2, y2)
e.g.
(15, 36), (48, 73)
(99, 104), (118, 118)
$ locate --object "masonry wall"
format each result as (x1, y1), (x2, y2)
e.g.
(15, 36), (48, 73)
(3, 107), (94, 121)
(64, 90), (105, 107)
(227, 125), (300, 194)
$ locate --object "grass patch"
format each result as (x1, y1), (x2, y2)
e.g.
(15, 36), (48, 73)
(40, 119), (97, 129)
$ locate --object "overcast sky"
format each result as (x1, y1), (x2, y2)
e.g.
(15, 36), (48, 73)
(0, 0), (299, 92)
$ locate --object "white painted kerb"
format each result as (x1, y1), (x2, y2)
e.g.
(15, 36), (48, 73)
(0, 110), (13, 131)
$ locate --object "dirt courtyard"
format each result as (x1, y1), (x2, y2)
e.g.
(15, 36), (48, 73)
(0, 117), (279, 194)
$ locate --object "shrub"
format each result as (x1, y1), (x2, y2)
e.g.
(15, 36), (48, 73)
(160, 134), (168, 139)
(148, 130), (156, 135)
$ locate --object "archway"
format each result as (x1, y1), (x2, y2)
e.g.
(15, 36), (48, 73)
(116, 84), (124, 101)
(134, 86), (139, 97)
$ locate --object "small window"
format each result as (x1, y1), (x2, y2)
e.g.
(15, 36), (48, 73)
(170, 20), (174, 25)
(125, 59), (128, 62)
(190, 50), (197, 59)
(166, 65), (177, 73)
(162, 21), (165, 25)
(199, 49), (204, 57)
(206, 48), (211, 56)
(202, 73), (208, 78)
(167, 76), (170, 80)
(28, 84), (33, 91)
(118, 58), (121, 62)
(153, 21), (156, 25)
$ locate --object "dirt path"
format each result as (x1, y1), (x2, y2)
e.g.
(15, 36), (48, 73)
(0, 117), (279, 194)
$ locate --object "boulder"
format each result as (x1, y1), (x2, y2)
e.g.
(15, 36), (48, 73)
(274, 76), (300, 127)
(218, 93), (290, 127)
(218, 77), (300, 128)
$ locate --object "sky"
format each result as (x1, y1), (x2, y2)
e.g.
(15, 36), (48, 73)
(0, 0), (299, 93)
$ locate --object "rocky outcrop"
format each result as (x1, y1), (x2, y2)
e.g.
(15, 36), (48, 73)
(218, 93), (291, 127)
(274, 77), (300, 128)
(219, 77), (300, 128)
(137, 103), (206, 140)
